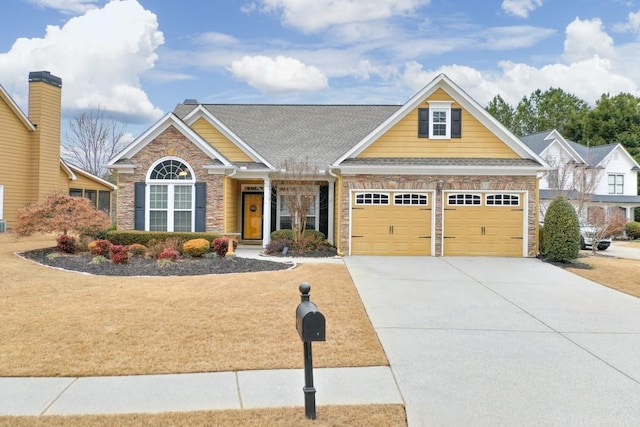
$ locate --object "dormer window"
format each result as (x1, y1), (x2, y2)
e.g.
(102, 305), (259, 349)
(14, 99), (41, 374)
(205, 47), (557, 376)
(418, 102), (462, 139)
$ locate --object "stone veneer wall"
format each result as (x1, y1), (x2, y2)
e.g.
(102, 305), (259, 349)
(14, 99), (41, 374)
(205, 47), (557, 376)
(116, 126), (225, 232)
(339, 174), (538, 257)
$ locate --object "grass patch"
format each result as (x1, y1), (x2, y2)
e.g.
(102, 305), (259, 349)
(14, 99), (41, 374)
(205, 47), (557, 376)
(0, 404), (407, 426)
(567, 254), (640, 298)
(0, 234), (387, 377)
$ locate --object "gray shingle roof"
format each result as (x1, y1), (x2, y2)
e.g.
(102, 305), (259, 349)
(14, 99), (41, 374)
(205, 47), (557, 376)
(173, 104), (401, 167)
(566, 140), (616, 167)
(540, 189), (640, 204)
(340, 157), (541, 167)
(519, 131), (554, 155)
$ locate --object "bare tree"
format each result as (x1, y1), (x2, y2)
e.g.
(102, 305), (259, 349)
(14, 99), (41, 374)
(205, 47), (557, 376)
(272, 158), (325, 251)
(586, 207), (626, 254)
(63, 106), (128, 178)
(543, 152), (602, 220)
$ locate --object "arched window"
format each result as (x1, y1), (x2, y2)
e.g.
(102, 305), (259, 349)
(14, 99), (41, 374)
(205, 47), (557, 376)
(146, 158), (195, 232)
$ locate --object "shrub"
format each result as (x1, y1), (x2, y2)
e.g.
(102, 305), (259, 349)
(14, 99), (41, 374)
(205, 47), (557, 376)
(265, 238), (291, 255)
(182, 238), (210, 257)
(212, 237), (237, 258)
(157, 258), (176, 268)
(271, 229), (294, 241)
(128, 243), (148, 257)
(14, 193), (111, 237)
(157, 248), (180, 262)
(90, 255), (109, 265)
(56, 234), (77, 254)
(88, 239), (112, 257)
(109, 245), (130, 264)
(543, 196), (580, 262)
(624, 221), (640, 240)
(105, 230), (220, 246)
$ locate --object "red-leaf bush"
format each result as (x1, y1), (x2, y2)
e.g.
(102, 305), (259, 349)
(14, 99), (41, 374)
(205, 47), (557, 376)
(211, 237), (237, 258)
(88, 239), (112, 257)
(56, 234), (77, 254)
(109, 245), (130, 264)
(157, 248), (180, 262)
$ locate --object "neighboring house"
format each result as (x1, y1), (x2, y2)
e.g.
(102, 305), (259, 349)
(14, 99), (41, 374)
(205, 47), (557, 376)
(521, 129), (640, 222)
(108, 74), (548, 257)
(0, 71), (116, 230)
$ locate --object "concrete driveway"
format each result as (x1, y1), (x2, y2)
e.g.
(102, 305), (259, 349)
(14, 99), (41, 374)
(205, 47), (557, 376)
(344, 256), (640, 426)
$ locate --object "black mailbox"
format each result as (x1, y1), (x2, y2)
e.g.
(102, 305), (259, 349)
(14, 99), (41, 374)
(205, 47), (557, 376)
(296, 301), (326, 342)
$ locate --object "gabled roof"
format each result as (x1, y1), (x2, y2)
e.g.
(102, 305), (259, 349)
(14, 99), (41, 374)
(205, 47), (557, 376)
(173, 104), (400, 168)
(0, 83), (35, 131)
(334, 74), (547, 166)
(181, 105), (275, 169)
(520, 129), (586, 164)
(107, 112), (232, 168)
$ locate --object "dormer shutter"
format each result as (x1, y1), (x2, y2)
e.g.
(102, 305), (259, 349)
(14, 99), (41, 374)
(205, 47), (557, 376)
(418, 108), (429, 138)
(451, 108), (462, 138)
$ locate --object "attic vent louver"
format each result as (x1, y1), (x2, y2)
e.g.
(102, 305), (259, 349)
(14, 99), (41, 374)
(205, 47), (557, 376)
(183, 99), (199, 105)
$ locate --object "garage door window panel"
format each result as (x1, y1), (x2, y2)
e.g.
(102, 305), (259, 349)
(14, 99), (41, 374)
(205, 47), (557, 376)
(486, 194), (520, 206)
(448, 194), (481, 206)
(355, 193), (389, 205)
(394, 193), (428, 206)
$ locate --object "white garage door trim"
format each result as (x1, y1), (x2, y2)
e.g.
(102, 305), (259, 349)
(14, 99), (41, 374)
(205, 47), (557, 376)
(440, 190), (528, 256)
(349, 189), (436, 256)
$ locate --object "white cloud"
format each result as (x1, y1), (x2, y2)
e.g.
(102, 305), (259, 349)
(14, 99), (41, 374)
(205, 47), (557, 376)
(25, 0), (100, 15)
(501, 0), (543, 19)
(563, 18), (614, 62)
(0, 0), (164, 123)
(614, 10), (640, 34)
(229, 55), (328, 92)
(251, 0), (429, 33)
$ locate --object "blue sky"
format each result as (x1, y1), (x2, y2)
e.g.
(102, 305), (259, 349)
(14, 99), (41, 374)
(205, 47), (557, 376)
(1, 0), (640, 139)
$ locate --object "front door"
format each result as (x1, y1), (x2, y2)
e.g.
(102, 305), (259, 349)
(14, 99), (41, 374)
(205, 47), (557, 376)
(242, 193), (263, 240)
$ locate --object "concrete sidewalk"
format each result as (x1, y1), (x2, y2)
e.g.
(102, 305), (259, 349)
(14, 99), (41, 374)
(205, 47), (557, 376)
(0, 366), (402, 416)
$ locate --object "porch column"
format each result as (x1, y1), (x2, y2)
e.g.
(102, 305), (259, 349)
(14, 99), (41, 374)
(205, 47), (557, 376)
(327, 179), (335, 244)
(263, 177), (271, 248)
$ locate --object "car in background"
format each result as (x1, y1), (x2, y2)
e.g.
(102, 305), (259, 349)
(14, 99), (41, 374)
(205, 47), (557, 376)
(580, 224), (611, 250)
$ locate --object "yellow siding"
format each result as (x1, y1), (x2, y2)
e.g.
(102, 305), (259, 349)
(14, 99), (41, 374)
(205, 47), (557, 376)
(224, 177), (240, 233)
(0, 97), (35, 226)
(29, 81), (62, 198)
(191, 118), (253, 162)
(71, 172), (114, 191)
(358, 88), (518, 159)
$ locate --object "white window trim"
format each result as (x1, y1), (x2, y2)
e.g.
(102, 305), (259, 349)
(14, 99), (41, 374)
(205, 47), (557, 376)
(276, 185), (320, 231)
(608, 174), (624, 195)
(145, 157), (196, 232)
(428, 101), (453, 139)
(355, 192), (390, 206)
(0, 184), (4, 219)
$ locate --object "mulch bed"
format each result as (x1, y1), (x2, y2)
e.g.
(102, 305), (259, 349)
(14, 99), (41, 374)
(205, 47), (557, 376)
(19, 248), (292, 276)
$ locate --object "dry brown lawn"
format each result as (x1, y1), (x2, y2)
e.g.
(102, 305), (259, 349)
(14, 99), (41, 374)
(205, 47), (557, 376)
(0, 405), (407, 427)
(0, 234), (387, 377)
(567, 253), (640, 298)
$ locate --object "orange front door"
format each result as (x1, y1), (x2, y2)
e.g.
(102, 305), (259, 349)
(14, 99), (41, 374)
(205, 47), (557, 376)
(243, 193), (263, 240)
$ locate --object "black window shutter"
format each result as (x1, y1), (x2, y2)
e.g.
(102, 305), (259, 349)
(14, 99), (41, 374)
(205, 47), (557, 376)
(134, 182), (145, 230)
(319, 185), (329, 239)
(195, 182), (206, 232)
(451, 108), (462, 138)
(270, 186), (277, 234)
(418, 108), (429, 138)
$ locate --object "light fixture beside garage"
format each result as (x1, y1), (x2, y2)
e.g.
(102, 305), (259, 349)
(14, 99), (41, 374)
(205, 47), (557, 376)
(436, 180), (444, 191)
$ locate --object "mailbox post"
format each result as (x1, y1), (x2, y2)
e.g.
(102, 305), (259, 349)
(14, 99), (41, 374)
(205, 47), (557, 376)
(295, 282), (326, 420)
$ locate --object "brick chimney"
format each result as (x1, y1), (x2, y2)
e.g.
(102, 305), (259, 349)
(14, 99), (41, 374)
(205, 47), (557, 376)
(28, 71), (62, 200)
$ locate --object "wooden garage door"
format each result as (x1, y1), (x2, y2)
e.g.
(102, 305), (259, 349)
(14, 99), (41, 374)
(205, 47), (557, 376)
(351, 192), (432, 255)
(443, 193), (524, 256)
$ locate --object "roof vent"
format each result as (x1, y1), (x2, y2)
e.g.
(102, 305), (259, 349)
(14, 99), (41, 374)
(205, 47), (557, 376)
(183, 98), (199, 105)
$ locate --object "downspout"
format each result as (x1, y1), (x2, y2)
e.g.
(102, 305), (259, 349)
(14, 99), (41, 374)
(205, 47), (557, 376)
(327, 167), (340, 255)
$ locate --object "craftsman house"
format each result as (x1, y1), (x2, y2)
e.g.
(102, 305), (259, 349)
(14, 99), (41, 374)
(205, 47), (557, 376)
(521, 129), (640, 222)
(108, 74), (548, 256)
(0, 71), (115, 231)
